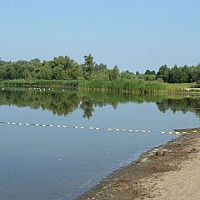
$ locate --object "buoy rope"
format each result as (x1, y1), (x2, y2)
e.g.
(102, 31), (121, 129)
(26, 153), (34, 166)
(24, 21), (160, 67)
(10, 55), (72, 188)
(0, 121), (197, 135)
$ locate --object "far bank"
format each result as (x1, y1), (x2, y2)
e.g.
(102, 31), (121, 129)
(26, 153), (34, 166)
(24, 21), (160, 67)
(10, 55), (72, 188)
(1, 79), (199, 94)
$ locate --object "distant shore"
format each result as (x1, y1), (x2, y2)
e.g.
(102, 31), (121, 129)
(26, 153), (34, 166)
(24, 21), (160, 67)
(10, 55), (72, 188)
(1, 79), (200, 94)
(77, 127), (200, 200)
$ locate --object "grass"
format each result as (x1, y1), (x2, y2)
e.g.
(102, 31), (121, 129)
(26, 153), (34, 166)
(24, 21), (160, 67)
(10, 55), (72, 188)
(0, 79), (197, 94)
(163, 82), (196, 92)
(78, 79), (167, 93)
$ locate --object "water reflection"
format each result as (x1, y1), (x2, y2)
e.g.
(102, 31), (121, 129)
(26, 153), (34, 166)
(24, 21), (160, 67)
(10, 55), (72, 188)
(0, 87), (200, 119)
(156, 97), (200, 118)
(0, 87), (199, 199)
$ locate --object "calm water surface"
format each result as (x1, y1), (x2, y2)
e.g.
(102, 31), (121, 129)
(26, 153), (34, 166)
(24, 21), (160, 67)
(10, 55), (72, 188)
(0, 88), (199, 199)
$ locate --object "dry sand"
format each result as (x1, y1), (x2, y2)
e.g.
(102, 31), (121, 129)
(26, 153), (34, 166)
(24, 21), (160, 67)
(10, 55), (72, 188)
(143, 135), (200, 200)
(78, 128), (200, 200)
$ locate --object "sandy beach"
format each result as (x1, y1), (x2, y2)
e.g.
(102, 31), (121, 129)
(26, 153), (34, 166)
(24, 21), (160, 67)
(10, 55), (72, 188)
(77, 128), (200, 200)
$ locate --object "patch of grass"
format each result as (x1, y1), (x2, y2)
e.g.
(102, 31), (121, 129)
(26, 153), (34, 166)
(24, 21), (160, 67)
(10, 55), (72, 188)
(164, 83), (196, 92)
(0, 79), (197, 94)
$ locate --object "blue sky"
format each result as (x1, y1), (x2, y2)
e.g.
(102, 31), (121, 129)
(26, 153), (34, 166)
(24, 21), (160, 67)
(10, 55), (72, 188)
(0, 0), (200, 72)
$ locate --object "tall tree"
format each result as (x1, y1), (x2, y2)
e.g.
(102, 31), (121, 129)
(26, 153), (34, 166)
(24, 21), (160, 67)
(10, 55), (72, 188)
(157, 65), (170, 82)
(82, 54), (95, 80)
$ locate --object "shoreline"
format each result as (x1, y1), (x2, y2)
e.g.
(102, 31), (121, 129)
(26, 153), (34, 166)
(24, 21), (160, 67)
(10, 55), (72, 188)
(77, 127), (200, 199)
(1, 82), (200, 95)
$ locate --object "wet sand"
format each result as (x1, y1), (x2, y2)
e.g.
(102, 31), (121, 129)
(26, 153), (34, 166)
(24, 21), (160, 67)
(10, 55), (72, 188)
(77, 127), (200, 200)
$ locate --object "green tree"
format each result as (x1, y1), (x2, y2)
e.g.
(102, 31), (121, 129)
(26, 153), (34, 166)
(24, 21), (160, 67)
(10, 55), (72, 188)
(145, 69), (156, 75)
(157, 65), (170, 82)
(68, 65), (80, 80)
(108, 65), (120, 81)
(121, 70), (135, 79)
(82, 54), (95, 80)
(39, 66), (52, 80)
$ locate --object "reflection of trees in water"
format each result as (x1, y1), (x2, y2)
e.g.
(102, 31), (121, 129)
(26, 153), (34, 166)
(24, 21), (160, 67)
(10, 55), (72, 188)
(0, 89), (80, 116)
(0, 88), (199, 119)
(79, 97), (94, 119)
(156, 97), (200, 118)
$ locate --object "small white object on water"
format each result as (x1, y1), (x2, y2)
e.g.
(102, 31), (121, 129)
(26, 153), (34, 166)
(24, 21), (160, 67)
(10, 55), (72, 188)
(58, 158), (62, 161)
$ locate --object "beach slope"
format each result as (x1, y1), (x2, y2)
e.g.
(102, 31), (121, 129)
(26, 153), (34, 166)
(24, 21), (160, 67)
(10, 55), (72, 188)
(77, 128), (200, 200)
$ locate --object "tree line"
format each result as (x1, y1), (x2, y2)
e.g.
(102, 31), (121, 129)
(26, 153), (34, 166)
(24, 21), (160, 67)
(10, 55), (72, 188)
(0, 54), (199, 84)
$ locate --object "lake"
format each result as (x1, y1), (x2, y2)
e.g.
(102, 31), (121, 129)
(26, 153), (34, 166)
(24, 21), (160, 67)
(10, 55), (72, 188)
(0, 87), (199, 200)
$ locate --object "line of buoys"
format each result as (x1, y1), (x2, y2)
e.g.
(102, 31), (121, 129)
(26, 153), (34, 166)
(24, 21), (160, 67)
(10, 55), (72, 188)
(159, 130), (198, 135)
(0, 121), (196, 135)
(27, 87), (64, 93)
(1, 87), (58, 93)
